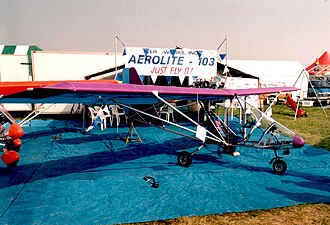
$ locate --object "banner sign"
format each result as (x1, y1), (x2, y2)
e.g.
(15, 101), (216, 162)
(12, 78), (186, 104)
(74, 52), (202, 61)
(124, 47), (217, 79)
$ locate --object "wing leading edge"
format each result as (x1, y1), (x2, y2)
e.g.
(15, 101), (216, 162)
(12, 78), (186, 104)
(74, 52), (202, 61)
(0, 81), (298, 105)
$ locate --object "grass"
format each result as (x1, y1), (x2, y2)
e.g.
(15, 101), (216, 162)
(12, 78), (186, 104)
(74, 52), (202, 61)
(271, 105), (330, 149)
(130, 203), (330, 225)
(126, 105), (330, 225)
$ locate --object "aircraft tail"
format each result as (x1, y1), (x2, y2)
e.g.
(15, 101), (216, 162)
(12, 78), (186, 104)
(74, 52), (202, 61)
(129, 67), (143, 85)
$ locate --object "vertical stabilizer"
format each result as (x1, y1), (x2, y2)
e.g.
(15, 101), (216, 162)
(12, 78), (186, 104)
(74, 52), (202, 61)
(129, 67), (143, 85)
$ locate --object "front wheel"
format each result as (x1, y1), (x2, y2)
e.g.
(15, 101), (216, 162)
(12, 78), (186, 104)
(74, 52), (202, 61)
(272, 159), (287, 174)
(177, 151), (192, 167)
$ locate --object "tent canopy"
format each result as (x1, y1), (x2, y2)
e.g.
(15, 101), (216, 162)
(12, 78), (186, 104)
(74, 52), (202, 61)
(220, 60), (306, 86)
(218, 60), (308, 98)
(0, 45), (43, 75)
(0, 45), (42, 56)
(306, 51), (330, 75)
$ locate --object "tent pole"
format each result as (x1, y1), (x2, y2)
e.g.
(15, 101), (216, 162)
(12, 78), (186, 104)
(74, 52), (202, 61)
(197, 94), (199, 123)
(226, 34), (228, 67)
(305, 73), (328, 117)
(114, 32), (117, 78)
(292, 70), (305, 120)
(293, 69), (327, 118)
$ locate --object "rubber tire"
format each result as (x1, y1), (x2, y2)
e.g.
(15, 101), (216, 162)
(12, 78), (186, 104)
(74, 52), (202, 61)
(223, 145), (236, 154)
(177, 151), (192, 167)
(7, 161), (18, 170)
(5, 140), (20, 152)
(272, 159), (287, 175)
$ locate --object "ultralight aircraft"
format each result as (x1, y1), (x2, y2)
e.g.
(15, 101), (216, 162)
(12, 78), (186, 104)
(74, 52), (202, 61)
(0, 68), (305, 174)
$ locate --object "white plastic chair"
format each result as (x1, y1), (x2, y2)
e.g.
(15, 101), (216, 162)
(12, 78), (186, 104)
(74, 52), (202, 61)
(109, 105), (126, 126)
(88, 106), (106, 130)
(102, 106), (113, 127)
(95, 106), (109, 129)
(94, 106), (101, 112)
(160, 103), (176, 122)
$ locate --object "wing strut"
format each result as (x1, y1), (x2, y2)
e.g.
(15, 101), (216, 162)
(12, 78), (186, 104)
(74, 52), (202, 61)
(115, 99), (224, 144)
(19, 104), (55, 127)
(238, 96), (295, 138)
(244, 92), (281, 138)
(151, 91), (226, 144)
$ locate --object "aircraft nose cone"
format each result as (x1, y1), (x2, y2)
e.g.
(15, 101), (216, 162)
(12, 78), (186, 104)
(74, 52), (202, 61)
(292, 134), (305, 148)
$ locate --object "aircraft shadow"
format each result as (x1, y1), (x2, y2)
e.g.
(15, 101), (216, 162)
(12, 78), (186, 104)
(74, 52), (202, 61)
(2, 126), (328, 193)
(266, 187), (329, 203)
(0, 130), (273, 188)
(0, 135), (201, 188)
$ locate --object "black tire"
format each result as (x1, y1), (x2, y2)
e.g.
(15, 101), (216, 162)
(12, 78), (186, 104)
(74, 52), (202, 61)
(203, 81), (210, 88)
(177, 151), (192, 167)
(5, 140), (21, 152)
(272, 159), (287, 174)
(7, 161), (18, 170)
(223, 145), (236, 154)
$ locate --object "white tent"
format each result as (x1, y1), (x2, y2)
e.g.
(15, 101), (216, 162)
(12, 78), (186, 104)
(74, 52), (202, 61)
(221, 60), (309, 99)
(0, 45), (42, 111)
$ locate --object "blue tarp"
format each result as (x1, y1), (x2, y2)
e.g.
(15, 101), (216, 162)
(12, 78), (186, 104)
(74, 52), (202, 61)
(0, 119), (329, 224)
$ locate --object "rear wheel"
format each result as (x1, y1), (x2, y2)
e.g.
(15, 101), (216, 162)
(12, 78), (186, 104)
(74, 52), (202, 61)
(7, 161), (18, 170)
(5, 140), (21, 152)
(272, 159), (287, 174)
(177, 151), (192, 167)
(223, 145), (236, 154)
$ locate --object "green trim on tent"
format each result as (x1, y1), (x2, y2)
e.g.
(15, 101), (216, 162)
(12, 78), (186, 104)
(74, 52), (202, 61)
(1, 45), (43, 76)
(1, 45), (43, 55)
(27, 46), (42, 56)
(27, 46), (42, 75)
(2, 45), (16, 54)
(26, 45), (43, 62)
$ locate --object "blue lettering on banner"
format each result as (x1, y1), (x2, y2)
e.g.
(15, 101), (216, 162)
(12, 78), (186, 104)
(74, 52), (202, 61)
(128, 55), (184, 66)
(175, 50), (185, 55)
(137, 55), (145, 64)
(152, 56), (160, 64)
(125, 47), (217, 77)
(143, 48), (157, 54)
(128, 55), (137, 64)
(145, 55), (152, 64)
(198, 57), (215, 66)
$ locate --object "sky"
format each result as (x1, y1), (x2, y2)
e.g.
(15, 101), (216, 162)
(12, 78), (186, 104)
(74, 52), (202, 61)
(1, 0), (330, 67)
